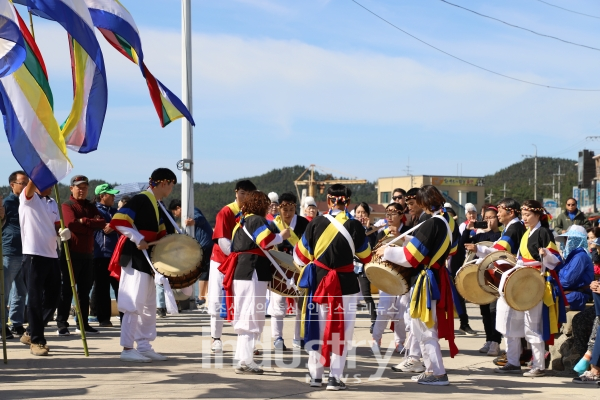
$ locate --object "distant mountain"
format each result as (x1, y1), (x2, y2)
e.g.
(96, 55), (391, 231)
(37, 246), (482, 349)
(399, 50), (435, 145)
(483, 157), (578, 205)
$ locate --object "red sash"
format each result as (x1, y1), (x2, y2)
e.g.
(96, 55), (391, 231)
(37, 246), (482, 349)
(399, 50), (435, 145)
(434, 264), (459, 357)
(218, 248), (264, 322)
(107, 230), (164, 281)
(312, 260), (355, 367)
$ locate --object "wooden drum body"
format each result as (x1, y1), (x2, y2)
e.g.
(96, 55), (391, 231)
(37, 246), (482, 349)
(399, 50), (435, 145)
(268, 250), (303, 297)
(150, 234), (203, 289)
(455, 263), (497, 305)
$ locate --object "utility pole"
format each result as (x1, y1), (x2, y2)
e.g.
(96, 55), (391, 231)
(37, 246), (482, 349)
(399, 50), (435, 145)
(554, 164), (565, 207)
(405, 158), (413, 189)
(501, 183), (510, 197)
(543, 174), (555, 201)
(485, 189), (494, 204)
(532, 144), (538, 201)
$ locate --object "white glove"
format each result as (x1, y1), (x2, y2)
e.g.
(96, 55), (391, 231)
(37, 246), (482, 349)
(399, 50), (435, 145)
(58, 228), (71, 242)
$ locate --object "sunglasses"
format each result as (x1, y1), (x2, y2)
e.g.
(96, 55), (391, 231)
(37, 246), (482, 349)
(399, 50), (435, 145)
(392, 196), (404, 200)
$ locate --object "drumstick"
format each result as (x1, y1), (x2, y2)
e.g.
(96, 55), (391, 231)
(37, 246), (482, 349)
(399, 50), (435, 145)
(366, 225), (386, 236)
(382, 221), (425, 248)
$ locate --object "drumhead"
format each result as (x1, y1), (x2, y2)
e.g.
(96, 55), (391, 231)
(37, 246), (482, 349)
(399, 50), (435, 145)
(268, 250), (300, 273)
(455, 263), (497, 305)
(503, 267), (545, 312)
(464, 241), (494, 265)
(151, 234), (203, 277)
(477, 251), (517, 294)
(364, 262), (408, 296)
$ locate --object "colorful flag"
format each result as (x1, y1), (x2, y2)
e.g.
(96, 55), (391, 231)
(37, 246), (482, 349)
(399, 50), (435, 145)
(0, 7), (71, 191)
(0, 0), (26, 77)
(84, 0), (195, 127)
(25, 0), (108, 154)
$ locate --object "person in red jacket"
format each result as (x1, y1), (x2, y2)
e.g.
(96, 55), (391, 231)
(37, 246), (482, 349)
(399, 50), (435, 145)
(55, 175), (106, 336)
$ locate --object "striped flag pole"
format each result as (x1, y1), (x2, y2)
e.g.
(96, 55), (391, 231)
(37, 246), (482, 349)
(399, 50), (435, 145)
(0, 195), (7, 363)
(27, 12), (89, 357)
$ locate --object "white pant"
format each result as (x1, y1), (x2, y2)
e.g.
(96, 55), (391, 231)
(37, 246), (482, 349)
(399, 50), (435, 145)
(233, 271), (267, 364)
(207, 260), (225, 338)
(269, 294), (302, 341)
(308, 293), (357, 380)
(411, 299), (445, 375)
(118, 265), (157, 351)
(506, 337), (545, 370)
(372, 291), (406, 345)
(403, 289), (421, 359)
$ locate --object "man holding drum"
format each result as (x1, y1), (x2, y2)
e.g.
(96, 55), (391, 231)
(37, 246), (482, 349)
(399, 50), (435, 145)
(493, 200), (563, 377)
(109, 168), (177, 363)
(294, 184), (372, 391)
(208, 180), (256, 353)
(268, 192), (309, 350)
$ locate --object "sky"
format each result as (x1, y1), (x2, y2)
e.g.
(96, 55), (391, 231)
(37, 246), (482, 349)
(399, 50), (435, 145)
(1, 0), (600, 185)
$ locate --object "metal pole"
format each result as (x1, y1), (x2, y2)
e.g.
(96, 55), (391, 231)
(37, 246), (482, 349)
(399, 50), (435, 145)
(532, 144), (538, 200)
(181, 0), (194, 236)
(0, 195), (7, 363)
(54, 185), (89, 357)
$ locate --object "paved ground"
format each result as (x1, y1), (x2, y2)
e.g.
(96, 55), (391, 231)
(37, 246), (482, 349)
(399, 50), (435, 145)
(0, 303), (596, 399)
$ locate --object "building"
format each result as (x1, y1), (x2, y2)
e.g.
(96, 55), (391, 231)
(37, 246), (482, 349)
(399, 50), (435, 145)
(377, 175), (486, 220)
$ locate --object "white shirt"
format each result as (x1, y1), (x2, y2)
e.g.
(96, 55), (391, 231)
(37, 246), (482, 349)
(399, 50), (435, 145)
(19, 191), (60, 258)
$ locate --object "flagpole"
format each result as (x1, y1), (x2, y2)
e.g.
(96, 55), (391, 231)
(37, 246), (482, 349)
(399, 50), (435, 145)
(181, 0), (194, 236)
(27, 12), (89, 357)
(0, 195), (7, 364)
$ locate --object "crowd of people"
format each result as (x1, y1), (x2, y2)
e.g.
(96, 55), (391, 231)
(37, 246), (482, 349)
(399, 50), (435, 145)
(2, 168), (600, 388)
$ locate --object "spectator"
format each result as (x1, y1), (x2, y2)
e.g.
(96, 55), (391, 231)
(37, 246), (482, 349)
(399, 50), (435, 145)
(555, 198), (591, 234)
(168, 199), (214, 305)
(392, 188), (406, 208)
(556, 225), (594, 311)
(19, 178), (69, 356)
(444, 202), (458, 221)
(91, 183), (120, 327)
(303, 196), (318, 222)
(587, 227), (600, 276)
(266, 192), (279, 221)
(459, 203), (478, 235)
(353, 202), (378, 332)
(56, 175), (106, 336)
(1, 171), (29, 339)
(117, 195), (130, 210)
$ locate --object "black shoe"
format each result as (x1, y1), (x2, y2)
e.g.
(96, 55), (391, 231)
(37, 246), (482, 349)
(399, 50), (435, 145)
(326, 376), (347, 391)
(4, 326), (14, 340)
(156, 308), (167, 318)
(76, 325), (99, 335)
(99, 321), (113, 327)
(459, 325), (477, 336)
(10, 325), (25, 337)
(57, 328), (70, 336)
(370, 323), (374, 334)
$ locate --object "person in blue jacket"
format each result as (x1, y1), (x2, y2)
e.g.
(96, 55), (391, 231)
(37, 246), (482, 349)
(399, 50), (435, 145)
(556, 225), (594, 311)
(168, 200), (214, 304)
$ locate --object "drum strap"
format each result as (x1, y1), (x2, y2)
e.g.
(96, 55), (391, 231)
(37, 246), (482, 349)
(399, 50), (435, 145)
(140, 242), (179, 315)
(242, 226), (301, 295)
(324, 214), (355, 255)
(157, 200), (183, 234)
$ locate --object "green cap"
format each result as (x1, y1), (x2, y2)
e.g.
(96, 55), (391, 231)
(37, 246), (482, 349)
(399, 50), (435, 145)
(95, 183), (120, 196)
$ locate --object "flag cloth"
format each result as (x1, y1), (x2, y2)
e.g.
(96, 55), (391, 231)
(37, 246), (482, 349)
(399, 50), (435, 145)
(0, 0), (26, 77)
(84, 0), (195, 127)
(25, 0), (107, 154)
(0, 7), (71, 191)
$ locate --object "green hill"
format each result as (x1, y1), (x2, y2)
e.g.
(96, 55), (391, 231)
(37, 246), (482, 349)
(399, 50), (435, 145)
(483, 157), (578, 205)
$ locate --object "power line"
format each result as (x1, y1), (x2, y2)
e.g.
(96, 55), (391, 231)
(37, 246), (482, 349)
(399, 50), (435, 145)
(534, 0), (600, 20)
(350, 0), (600, 92)
(440, 0), (600, 52)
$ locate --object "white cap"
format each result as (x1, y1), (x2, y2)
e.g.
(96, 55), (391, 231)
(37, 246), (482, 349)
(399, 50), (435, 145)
(465, 203), (477, 213)
(304, 196), (317, 208)
(268, 192), (279, 203)
(444, 202), (452, 208)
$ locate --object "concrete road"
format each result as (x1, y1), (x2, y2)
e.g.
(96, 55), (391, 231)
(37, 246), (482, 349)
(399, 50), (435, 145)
(0, 303), (595, 399)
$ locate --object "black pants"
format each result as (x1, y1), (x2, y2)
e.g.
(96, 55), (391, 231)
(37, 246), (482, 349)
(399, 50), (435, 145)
(22, 255), (61, 345)
(56, 252), (94, 329)
(449, 267), (469, 327)
(358, 273), (377, 323)
(90, 257), (119, 323)
(480, 301), (502, 343)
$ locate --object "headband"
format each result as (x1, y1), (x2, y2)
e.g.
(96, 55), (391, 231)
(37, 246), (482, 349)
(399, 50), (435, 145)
(279, 201), (296, 207)
(497, 204), (520, 214)
(405, 195), (416, 200)
(486, 206), (498, 212)
(149, 178), (175, 188)
(327, 194), (350, 204)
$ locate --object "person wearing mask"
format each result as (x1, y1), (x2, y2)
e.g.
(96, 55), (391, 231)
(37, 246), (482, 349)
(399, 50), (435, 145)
(266, 192), (279, 222)
(208, 180), (256, 353)
(353, 202), (378, 333)
(555, 198), (591, 234)
(463, 207), (503, 353)
(19, 178), (70, 355)
(303, 196), (318, 222)
(168, 199), (214, 306)
(91, 183), (120, 327)
(1, 171), (29, 339)
(556, 225), (594, 311)
(56, 176), (106, 336)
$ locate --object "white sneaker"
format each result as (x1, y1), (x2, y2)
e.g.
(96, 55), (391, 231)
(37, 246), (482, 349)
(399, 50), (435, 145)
(211, 339), (223, 353)
(370, 339), (381, 353)
(479, 341), (491, 353)
(391, 358), (425, 373)
(487, 342), (500, 357)
(139, 349), (168, 361)
(292, 339), (302, 349)
(274, 337), (286, 350)
(120, 349), (152, 363)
